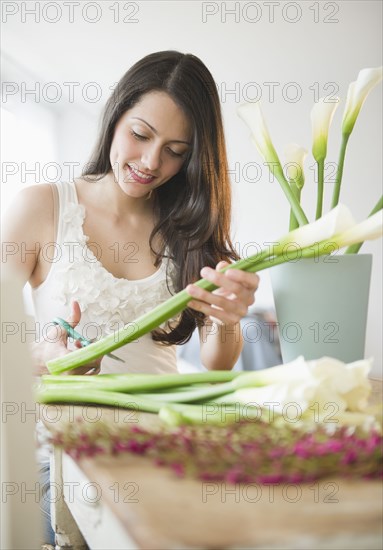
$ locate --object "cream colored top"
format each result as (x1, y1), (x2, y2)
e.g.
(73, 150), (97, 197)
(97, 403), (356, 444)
(31, 180), (178, 375)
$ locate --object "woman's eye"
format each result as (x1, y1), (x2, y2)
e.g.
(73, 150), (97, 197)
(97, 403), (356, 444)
(131, 131), (147, 140)
(131, 130), (186, 158)
(167, 148), (185, 158)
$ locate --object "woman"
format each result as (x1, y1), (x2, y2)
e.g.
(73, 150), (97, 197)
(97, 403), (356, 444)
(2, 51), (259, 546)
(3, 50), (259, 376)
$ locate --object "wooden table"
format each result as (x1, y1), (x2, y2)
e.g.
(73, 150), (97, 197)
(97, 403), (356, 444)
(47, 380), (383, 550)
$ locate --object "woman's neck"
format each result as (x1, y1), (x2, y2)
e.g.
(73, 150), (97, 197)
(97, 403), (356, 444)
(78, 172), (155, 222)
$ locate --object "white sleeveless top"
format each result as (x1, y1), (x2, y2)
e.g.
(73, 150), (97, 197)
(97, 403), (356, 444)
(31, 180), (178, 375)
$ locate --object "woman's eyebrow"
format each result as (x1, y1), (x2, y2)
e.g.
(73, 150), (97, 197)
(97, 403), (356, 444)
(131, 117), (191, 145)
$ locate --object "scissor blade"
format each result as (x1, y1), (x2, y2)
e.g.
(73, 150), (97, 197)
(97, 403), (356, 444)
(106, 352), (125, 363)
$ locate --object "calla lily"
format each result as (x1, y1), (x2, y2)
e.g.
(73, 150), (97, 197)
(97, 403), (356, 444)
(311, 98), (339, 162)
(311, 98), (339, 218)
(342, 67), (383, 136)
(281, 204), (355, 250)
(334, 210), (383, 249)
(237, 102), (309, 226)
(284, 143), (308, 189)
(237, 101), (281, 166)
(332, 67), (383, 208)
(214, 356), (373, 428)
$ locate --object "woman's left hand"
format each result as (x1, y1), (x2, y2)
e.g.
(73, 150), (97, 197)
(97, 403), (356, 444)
(186, 261), (259, 326)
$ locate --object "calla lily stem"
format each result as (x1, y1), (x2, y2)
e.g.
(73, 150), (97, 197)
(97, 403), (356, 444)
(288, 181), (301, 231)
(316, 159), (325, 219)
(331, 134), (350, 208)
(273, 166), (309, 226)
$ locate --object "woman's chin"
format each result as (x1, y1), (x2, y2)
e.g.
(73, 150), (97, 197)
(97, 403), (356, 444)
(118, 180), (153, 199)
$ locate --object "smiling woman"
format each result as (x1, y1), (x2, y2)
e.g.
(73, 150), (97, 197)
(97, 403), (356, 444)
(2, 50), (260, 374)
(1, 50), (261, 547)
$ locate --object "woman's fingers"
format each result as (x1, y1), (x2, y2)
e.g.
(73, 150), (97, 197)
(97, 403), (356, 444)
(202, 266), (258, 295)
(187, 285), (249, 317)
(34, 302), (104, 376)
(188, 299), (240, 325)
(66, 300), (81, 328)
(70, 363), (101, 376)
(224, 267), (260, 291)
(186, 262), (260, 325)
(72, 339), (103, 375)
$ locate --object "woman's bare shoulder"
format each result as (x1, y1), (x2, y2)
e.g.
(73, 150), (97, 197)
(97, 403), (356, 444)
(1, 184), (56, 283)
(2, 184), (55, 239)
(12, 183), (55, 208)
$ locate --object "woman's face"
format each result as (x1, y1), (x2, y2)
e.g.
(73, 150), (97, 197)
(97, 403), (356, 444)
(110, 91), (192, 198)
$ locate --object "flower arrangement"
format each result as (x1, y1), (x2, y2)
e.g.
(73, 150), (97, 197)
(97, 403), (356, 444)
(237, 67), (383, 243)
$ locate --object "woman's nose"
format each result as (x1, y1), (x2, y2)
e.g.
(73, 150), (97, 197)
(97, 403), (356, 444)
(141, 145), (162, 171)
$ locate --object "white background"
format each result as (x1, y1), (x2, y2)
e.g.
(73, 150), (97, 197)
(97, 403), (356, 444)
(1, 0), (382, 374)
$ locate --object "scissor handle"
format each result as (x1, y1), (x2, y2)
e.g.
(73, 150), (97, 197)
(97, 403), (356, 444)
(52, 317), (91, 347)
(51, 317), (124, 362)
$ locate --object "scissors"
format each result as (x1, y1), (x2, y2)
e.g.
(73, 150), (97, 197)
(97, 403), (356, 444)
(52, 317), (124, 362)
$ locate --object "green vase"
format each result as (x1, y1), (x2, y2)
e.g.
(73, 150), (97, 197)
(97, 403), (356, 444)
(270, 254), (372, 363)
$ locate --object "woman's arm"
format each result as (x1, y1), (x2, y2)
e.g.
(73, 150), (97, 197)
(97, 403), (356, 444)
(186, 262), (259, 370)
(1, 185), (102, 375)
(197, 318), (243, 370)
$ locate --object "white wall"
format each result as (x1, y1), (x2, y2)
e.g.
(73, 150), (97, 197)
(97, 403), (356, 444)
(2, 1), (382, 374)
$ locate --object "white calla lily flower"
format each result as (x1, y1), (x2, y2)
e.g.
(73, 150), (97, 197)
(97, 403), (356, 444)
(284, 143), (308, 189)
(237, 101), (280, 165)
(311, 98), (339, 161)
(342, 67), (383, 136)
(335, 210), (383, 248)
(238, 101), (309, 226)
(218, 356), (373, 427)
(282, 204), (355, 249)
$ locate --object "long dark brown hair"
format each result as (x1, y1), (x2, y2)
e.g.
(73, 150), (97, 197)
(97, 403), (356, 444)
(82, 50), (239, 345)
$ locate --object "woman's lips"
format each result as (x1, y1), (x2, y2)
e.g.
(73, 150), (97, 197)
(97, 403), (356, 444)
(126, 164), (155, 184)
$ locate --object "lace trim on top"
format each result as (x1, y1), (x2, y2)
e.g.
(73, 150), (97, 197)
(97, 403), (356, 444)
(54, 194), (177, 337)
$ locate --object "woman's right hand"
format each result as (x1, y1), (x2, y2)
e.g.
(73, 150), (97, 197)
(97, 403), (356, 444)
(32, 301), (103, 376)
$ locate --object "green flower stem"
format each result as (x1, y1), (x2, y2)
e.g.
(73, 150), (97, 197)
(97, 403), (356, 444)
(288, 181), (301, 231)
(36, 386), (167, 413)
(131, 382), (237, 404)
(159, 402), (261, 426)
(315, 158), (325, 220)
(243, 239), (341, 274)
(273, 166), (309, 227)
(47, 290), (192, 374)
(47, 249), (273, 374)
(346, 243), (363, 255)
(331, 133), (350, 209)
(345, 194), (383, 254)
(129, 369), (272, 404)
(41, 371), (240, 392)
